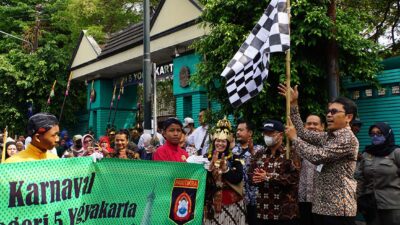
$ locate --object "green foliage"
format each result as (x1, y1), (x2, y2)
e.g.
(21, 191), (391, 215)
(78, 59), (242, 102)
(193, 0), (384, 140)
(0, 0), (150, 135)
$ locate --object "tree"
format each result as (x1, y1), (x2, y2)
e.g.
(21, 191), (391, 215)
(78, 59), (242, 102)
(0, 0), (155, 134)
(192, 0), (383, 135)
(344, 0), (400, 56)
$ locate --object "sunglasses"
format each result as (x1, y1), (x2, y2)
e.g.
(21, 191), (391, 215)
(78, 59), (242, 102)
(326, 108), (345, 115)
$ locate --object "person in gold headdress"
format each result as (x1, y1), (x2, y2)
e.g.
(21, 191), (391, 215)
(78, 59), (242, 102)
(204, 117), (245, 225)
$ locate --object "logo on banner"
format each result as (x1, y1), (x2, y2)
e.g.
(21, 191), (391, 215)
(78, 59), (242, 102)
(169, 179), (198, 225)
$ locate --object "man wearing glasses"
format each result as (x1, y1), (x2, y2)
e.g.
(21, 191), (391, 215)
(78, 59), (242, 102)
(279, 85), (359, 225)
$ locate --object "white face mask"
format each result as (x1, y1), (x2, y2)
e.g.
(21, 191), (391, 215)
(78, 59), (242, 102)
(264, 136), (275, 146)
(184, 127), (191, 134)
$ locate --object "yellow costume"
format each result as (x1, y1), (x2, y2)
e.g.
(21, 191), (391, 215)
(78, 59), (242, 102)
(4, 144), (58, 164)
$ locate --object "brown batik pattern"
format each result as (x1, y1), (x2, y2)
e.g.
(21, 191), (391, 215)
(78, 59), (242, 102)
(248, 146), (300, 220)
(290, 106), (359, 217)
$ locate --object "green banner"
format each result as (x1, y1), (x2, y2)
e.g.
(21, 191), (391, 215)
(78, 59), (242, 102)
(0, 158), (206, 225)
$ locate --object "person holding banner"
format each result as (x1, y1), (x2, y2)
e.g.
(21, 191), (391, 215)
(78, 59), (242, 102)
(108, 129), (140, 160)
(204, 117), (245, 225)
(5, 112), (59, 163)
(153, 118), (188, 162)
(280, 85), (359, 225)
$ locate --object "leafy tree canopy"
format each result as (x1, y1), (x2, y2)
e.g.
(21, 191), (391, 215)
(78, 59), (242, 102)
(193, 0), (385, 137)
(0, 0), (151, 135)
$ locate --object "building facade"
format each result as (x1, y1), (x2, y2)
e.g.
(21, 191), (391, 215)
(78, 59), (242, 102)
(69, 0), (212, 137)
(344, 56), (400, 151)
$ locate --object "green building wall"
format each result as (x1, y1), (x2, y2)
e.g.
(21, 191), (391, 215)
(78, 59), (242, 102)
(86, 79), (138, 138)
(344, 56), (400, 151)
(173, 53), (221, 127)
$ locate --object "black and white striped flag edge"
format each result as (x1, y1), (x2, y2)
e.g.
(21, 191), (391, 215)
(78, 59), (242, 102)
(221, 0), (290, 107)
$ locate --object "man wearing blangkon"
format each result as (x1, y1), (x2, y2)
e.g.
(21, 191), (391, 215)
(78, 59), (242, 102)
(5, 112), (59, 163)
(279, 85), (359, 225)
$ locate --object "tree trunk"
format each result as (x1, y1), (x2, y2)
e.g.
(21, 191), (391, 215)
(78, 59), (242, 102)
(327, 0), (339, 100)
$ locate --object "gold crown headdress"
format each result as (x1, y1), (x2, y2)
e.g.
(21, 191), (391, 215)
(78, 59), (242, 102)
(212, 117), (233, 141)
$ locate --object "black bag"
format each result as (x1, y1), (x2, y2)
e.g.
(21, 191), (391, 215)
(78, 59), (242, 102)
(357, 193), (377, 222)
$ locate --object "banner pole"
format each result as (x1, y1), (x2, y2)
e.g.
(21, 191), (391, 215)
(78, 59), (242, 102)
(285, 0), (291, 160)
(1, 126), (8, 163)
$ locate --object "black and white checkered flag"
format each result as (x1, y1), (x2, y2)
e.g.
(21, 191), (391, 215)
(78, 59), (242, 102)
(221, 0), (290, 107)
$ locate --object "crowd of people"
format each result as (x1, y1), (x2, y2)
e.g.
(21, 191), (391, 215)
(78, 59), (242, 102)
(0, 85), (399, 225)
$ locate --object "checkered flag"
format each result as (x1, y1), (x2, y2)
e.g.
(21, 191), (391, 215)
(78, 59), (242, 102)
(221, 0), (290, 107)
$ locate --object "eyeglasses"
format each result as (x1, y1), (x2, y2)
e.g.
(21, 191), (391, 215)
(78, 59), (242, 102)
(326, 109), (345, 115)
(369, 133), (383, 137)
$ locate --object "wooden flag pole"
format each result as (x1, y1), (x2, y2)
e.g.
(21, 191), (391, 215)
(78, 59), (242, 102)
(1, 126), (8, 163)
(47, 80), (57, 105)
(112, 79), (124, 127)
(87, 80), (95, 131)
(107, 84), (117, 128)
(59, 72), (72, 124)
(285, 0), (291, 160)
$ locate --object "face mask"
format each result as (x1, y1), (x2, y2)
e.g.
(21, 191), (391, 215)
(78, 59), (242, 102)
(184, 127), (191, 134)
(264, 136), (275, 146)
(371, 136), (386, 145)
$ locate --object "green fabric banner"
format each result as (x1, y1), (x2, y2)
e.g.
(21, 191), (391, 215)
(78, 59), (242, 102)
(0, 158), (206, 225)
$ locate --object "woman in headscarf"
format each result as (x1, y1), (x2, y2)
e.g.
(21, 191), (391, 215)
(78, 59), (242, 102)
(204, 118), (245, 225)
(82, 134), (103, 160)
(60, 130), (73, 149)
(99, 136), (114, 156)
(357, 122), (400, 225)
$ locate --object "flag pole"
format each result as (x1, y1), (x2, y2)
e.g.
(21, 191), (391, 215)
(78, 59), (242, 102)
(285, 0), (291, 160)
(107, 83), (117, 128)
(1, 126), (8, 163)
(87, 80), (95, 131)
(112, 79), (124, 127)
(47, 80), (57, 105)
(59, 72), (72, 124)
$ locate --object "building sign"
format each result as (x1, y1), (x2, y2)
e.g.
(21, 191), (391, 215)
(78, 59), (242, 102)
(116, 63), (174, 86)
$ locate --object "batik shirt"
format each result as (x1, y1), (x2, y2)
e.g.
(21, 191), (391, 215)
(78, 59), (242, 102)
(248, 146), (300, 220)
(290, 105), (359, 216)
(298, 158), (317, 203)
(232, 144), (264, 206)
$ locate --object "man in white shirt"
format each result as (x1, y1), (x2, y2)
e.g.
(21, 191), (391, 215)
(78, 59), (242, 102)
(187, 109), (210, 156)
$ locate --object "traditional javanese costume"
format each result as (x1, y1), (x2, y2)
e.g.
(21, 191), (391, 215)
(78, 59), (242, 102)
(204, 118), (246, 225)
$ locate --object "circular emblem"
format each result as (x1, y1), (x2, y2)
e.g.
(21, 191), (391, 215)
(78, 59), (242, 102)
(179, 66), (190, 88)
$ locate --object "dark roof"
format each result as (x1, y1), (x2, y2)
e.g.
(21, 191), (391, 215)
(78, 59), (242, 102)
(99, 22), (144, 59)
(98, 0), (202, 60)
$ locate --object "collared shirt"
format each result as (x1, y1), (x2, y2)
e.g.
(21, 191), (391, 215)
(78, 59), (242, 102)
(298, 158), (317, 203)
(187, 125), (210, 155)
(232, 143), (264, 206)
(5, 143), (59, 163)
(153, 140), (188, 162)
(290, 105), (359, 217)
(248, 146), (300, 221)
